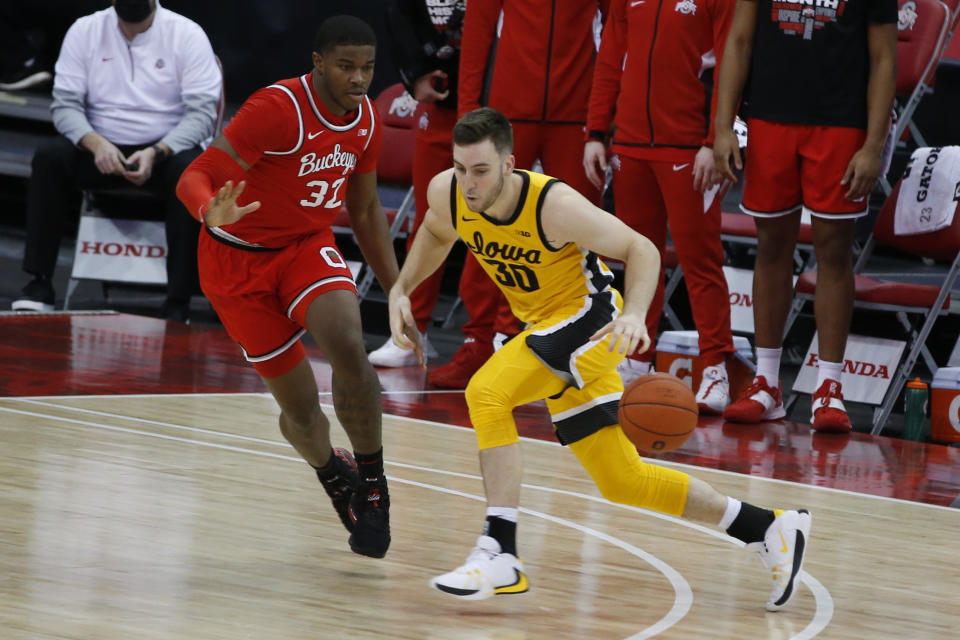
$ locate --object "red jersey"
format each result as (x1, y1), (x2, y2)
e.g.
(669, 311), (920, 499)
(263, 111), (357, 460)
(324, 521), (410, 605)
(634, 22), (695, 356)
(587, 0), (734, 161)
(458, 0), (608, 123)
(215, 74), (382, 248)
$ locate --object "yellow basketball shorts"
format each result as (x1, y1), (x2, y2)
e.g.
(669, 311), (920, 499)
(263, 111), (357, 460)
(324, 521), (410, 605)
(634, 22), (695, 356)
(465, 289), (628, 449)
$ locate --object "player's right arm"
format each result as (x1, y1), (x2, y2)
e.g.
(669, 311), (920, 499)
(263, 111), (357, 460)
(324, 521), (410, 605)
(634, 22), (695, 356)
(176, 88), (295, 226)
(713, 0), (757, 182)
(388, 170), (461, 363)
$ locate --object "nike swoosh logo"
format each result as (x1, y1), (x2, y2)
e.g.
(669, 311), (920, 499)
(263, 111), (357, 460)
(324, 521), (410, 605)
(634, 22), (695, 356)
(631, 0), (646, 5)
(778, 530), (788, 553)
(461, 217), (479, 222)
(102, 57), (113, 62)
(307, 131), (323, 140)
(672, 163), (690, 171)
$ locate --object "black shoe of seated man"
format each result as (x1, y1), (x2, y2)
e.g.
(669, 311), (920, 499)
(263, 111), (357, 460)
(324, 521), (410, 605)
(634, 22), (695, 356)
(318, 448), (359, 533)
(11, 277), (55, 312)
(0, 57), (52, 91)
(348, 477), (391, 558)
(160, 299), (190, 323)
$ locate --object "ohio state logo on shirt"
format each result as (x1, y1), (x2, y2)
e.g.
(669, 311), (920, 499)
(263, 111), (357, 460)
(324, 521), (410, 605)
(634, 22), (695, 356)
(898, 1), (918, 30)
(771, 0), (849, 40)
(675, 0), (697, 14)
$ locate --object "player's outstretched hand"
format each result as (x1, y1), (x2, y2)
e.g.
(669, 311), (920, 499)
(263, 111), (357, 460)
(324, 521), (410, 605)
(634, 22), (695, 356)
(591, 312), (651, 356)
(204, 180), (261, 228)
(388, 290), (425, 368)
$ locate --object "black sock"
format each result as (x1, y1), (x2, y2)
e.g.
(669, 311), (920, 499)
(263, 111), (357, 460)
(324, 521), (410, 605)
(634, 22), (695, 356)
(726, 502), (776, 544)
(355, 448), (384, 484)
(484, 516), (517, 556)
(312, 450), (337, 481)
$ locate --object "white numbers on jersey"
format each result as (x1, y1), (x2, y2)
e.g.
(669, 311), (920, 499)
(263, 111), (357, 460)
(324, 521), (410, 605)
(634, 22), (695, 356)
(300, 178), (346, 209)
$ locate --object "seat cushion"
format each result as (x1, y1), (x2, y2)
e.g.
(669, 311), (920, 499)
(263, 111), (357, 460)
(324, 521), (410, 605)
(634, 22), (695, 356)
(796, 270), (951, 309)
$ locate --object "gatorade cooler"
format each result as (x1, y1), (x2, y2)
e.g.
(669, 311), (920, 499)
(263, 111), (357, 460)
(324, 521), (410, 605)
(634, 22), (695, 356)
(931, 367), (960, 444)
(654, 330), (755, 399)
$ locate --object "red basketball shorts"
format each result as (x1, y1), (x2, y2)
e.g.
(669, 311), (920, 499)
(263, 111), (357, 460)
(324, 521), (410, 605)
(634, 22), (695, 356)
(742, 119), (869, 219)
(198, 229), (357, 378)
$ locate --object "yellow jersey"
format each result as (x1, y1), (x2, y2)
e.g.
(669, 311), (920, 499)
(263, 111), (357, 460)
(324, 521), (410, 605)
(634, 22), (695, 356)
(450, 170), (615, 324)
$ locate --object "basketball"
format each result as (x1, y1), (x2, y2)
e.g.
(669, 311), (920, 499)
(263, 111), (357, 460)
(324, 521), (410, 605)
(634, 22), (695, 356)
(618, 373), (698, 453)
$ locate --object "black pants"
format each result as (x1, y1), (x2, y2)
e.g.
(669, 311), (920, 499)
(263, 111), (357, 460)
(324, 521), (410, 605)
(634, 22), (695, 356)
(23, 135), (202, 303)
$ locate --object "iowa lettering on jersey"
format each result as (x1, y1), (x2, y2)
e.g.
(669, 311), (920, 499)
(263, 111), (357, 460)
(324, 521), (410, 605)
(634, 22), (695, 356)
(464, 230), (542, 292)
(298, 144), (358, 177)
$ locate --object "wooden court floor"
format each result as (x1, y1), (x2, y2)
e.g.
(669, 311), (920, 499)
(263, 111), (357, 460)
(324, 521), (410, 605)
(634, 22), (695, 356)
(1, 313), (958, 639)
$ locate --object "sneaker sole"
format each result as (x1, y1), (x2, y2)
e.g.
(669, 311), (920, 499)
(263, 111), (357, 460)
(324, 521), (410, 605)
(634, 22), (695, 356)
(0, 70), (52, 91)
(349, 538), (390, 559)
(724, 405), (786, 423)
(12, 300), (54, 312)
(766, 510), (811, 611)
(429, 569), (529, 600)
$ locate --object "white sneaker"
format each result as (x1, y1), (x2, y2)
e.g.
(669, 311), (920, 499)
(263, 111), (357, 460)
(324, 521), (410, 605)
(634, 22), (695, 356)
(696, 364), (730, 415)
(618, 359), (652, 385)
(368, 333), (437, 367)
(747, 509), (812, 611)
(429, 535), (529, 600)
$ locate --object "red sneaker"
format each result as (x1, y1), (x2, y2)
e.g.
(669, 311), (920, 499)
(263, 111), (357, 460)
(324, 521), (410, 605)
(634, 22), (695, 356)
(722, 376), (786, 423)
(428, 338), (495, 389)
(810, 379), (851, 433)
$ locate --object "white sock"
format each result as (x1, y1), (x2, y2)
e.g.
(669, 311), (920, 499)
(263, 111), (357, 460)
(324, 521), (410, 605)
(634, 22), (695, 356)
(486, 506), (518, 523)
(755, 347), (782, 384)
(718, 496), (741, 530)
(816, 359), (843, 388)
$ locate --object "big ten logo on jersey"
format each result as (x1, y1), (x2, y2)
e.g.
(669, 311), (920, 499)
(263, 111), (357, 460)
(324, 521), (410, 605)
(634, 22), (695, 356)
(464, 230), (542, 292)
(774, 0), (848, 40)
(389, 90), (419, 120)
(675, 0), (697, 15)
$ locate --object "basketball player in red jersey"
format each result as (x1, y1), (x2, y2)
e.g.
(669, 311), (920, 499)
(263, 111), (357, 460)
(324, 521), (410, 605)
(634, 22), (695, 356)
(175, 16), (397, 558)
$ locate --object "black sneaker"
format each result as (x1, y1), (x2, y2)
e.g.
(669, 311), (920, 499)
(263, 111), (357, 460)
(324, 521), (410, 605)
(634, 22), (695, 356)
(348, 477), (391, 558)
(11, 277), (55, 311)
(0, 57), (52, 91)
(317, 448), (358, 533)
(160, 299), (191, 323)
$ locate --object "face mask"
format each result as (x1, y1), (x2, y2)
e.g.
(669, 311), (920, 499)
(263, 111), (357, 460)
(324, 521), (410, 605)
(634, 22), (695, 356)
(115, 0), (153, 23)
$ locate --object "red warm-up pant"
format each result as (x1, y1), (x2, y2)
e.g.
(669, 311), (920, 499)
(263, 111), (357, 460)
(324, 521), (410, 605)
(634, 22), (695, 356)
(511, 122), (602, 206)
(613, 155), (733, 366)
(408, 104), (515, 340)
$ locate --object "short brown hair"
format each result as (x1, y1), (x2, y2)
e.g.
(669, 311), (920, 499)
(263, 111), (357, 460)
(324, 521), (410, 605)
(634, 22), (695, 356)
(453, 107), (513, 155)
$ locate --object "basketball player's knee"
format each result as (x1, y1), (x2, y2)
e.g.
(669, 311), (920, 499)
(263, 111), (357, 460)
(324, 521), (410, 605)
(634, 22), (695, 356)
(589, 464), (638, 505)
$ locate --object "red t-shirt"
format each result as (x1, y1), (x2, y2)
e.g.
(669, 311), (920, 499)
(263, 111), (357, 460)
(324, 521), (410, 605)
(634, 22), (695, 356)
(218, 74), (382, 247)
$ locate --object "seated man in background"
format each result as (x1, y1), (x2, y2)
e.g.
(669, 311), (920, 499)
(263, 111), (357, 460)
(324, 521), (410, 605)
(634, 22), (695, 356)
(12, 0), (221, 322)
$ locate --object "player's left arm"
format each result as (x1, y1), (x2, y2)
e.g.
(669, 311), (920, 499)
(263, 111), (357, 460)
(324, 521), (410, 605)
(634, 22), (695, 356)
(345, 170), (401, 295)
(842, 20), (896, 200)
(540, 183), (660, 355)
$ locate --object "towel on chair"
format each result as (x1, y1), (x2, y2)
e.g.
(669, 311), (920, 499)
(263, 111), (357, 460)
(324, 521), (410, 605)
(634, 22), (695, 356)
(894, 146), (960, 235)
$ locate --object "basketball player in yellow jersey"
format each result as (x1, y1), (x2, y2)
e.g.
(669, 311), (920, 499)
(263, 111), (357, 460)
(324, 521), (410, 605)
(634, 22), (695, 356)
(388, 108), (812, 611)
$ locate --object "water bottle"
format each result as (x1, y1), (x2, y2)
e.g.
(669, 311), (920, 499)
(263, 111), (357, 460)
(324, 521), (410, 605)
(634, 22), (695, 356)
(903, 378), (929, 441)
